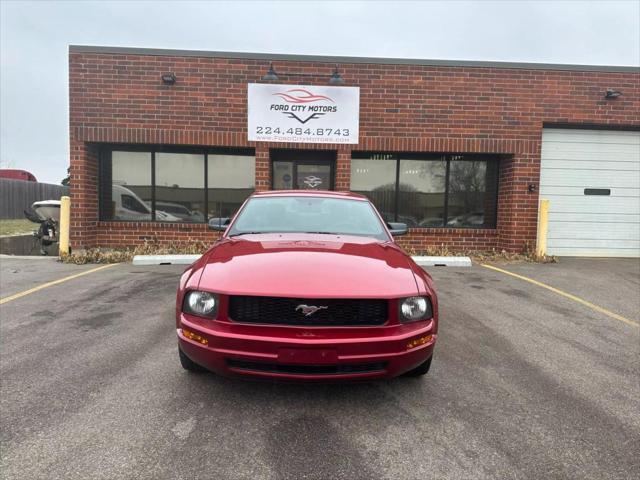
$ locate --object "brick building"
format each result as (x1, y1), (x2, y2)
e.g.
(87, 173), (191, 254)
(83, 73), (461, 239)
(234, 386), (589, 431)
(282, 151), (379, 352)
(68, 45), (640, 256)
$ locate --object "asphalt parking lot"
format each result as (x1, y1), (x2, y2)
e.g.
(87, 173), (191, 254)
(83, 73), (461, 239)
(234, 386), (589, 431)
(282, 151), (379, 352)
(1, 256), (638, 480)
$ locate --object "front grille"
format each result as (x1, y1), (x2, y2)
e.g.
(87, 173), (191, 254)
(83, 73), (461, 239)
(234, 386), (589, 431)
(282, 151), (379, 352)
(228, 296), (388, 326)
(226, 359), (388, 375)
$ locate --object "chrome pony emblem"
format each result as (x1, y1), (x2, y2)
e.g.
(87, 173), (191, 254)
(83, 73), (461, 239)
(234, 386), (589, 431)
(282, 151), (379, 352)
(295, 304), (328, 316)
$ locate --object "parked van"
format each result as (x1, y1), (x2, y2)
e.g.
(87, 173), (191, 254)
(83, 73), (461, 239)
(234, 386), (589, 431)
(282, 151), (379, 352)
(112, 184), (180, 221)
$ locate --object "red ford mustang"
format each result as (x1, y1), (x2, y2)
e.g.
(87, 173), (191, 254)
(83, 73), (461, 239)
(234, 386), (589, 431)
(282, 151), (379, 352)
(176, 191), (438, 381)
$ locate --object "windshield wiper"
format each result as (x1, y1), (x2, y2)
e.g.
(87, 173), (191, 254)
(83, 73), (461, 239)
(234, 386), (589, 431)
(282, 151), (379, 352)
(303, 231), (340, 235)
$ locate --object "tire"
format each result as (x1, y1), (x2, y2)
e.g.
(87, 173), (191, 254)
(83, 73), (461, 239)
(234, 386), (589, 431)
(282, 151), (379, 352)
(403, 355), (432, 377)
(179, 346), (206, 373)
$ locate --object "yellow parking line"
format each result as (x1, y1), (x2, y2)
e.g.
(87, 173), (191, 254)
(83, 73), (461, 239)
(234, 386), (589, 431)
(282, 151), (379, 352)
(481, 264), (639, 328)
(0, 263), (118, 305)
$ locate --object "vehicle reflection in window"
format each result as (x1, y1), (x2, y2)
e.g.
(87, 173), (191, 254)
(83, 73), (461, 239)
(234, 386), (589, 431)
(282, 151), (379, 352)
(155, 152), (205, 222)
(110, 151), (152, 221)
(121, 193), (148, 214)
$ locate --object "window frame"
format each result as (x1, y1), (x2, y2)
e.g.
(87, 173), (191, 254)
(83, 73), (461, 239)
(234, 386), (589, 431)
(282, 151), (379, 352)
(98, 144), (255, 223)
(351, 152), (500, 229)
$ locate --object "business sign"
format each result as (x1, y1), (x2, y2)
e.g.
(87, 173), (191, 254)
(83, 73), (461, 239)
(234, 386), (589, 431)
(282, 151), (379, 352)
(248, 83), (359, 144)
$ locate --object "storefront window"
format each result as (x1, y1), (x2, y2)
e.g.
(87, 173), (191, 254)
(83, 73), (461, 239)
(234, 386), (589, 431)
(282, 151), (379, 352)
(398, 157), (446, 227)
(100, 146), (254, 222)
(350, 153), (499, 228)
(208, 154), (255, 221)
(448, 157), (494, 227)
(350, 154), (397, 223)
(108, 151), (153, 221)
(155, 153), (205, 222)
(273, 161), (294, 189)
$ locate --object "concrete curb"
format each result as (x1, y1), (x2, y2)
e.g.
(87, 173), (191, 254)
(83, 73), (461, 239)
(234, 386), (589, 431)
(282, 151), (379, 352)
(0, 254), (58, 260)
(131, 254), (472, 267)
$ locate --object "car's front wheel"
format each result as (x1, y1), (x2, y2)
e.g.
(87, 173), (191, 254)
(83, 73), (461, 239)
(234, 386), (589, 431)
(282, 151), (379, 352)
(403, 355), (432, 377)
(179, 346), (206, 373)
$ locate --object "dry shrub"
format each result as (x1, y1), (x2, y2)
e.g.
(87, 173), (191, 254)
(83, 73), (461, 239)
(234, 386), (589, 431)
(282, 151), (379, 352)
(470, 249), (557, 264)
(61, 240), (557, 265)
(403, 244), (452, 257)
(402, 242), (557, 265)
(60, 241), (210, 265)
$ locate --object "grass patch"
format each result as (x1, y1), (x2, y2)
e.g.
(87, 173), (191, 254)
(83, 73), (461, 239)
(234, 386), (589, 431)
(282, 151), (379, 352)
(0, 219), (36, 237)
(60, 241), (210, 265)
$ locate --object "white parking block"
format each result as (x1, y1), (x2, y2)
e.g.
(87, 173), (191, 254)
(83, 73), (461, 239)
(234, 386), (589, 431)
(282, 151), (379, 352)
(132, 254), (201, 265)
(131, 254), (470, 267)
(411, 256), (472, 267)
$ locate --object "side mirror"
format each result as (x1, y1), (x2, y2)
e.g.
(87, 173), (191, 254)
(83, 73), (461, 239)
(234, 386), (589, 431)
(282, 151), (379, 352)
(208, 217), (230, 231)
(387, 222), (408, 236)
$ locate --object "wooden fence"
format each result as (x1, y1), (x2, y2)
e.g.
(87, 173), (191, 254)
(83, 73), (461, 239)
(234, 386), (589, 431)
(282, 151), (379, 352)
(0, 179), (69, 219)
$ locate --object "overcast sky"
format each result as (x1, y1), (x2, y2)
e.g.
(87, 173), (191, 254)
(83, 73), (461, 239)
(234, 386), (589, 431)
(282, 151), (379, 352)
(1, 0), (639, 184)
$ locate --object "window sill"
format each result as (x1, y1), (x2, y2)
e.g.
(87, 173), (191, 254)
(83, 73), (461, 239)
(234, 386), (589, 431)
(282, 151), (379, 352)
(407, 226), (498, 234)
(97, 220), (209, 228)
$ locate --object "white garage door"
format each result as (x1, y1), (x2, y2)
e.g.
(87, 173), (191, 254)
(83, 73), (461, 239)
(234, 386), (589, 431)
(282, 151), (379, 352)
(540, 128), (640, 257)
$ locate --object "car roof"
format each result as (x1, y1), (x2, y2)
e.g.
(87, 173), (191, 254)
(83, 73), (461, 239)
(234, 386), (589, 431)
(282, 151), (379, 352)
(251, 190), (368, 200)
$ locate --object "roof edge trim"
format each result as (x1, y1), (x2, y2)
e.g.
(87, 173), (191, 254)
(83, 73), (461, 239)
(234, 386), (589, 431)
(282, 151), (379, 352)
(68, 45), (640, 73)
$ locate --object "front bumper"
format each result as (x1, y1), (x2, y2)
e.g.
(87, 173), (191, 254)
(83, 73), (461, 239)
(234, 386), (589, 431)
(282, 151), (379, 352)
(177, 314), (436, 381)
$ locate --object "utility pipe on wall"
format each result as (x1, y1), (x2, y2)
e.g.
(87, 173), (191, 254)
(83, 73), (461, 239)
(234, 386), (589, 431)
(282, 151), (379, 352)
(59, 196), (71, 255)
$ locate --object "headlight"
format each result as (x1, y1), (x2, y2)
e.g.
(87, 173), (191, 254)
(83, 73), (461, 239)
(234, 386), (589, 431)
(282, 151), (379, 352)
(183, 290), (218, 318)
(399, 296), (432, 322)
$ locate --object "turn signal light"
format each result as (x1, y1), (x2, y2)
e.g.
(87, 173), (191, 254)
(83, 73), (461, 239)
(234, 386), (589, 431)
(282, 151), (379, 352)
(406, 334), (433, 350)
(182, 328), (208, 346)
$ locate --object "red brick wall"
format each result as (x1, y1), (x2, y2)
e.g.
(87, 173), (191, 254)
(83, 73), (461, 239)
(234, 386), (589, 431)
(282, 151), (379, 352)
(69, 140), (99, 249)
(94, 221), (219, 248)
(69, 49), (639, 252)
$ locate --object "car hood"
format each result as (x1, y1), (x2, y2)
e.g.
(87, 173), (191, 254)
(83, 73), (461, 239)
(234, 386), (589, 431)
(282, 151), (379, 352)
(198, 234), (420, 298)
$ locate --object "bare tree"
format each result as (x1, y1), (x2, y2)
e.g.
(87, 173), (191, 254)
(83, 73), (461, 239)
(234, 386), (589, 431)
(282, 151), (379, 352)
(448, 161), (485, 211)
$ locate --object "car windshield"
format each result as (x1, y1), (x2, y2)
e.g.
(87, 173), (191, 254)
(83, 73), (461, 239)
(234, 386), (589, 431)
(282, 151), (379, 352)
(228, 196), (390, 241)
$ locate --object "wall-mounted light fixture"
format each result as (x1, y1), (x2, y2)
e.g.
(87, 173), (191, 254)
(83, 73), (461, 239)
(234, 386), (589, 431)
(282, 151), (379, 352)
(262, 63), (279, 82)
(604, 89), (622, 99)
(161, 73), (176, 85)
(261, 62), (346, 85)
(329, 65), (345, 85)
